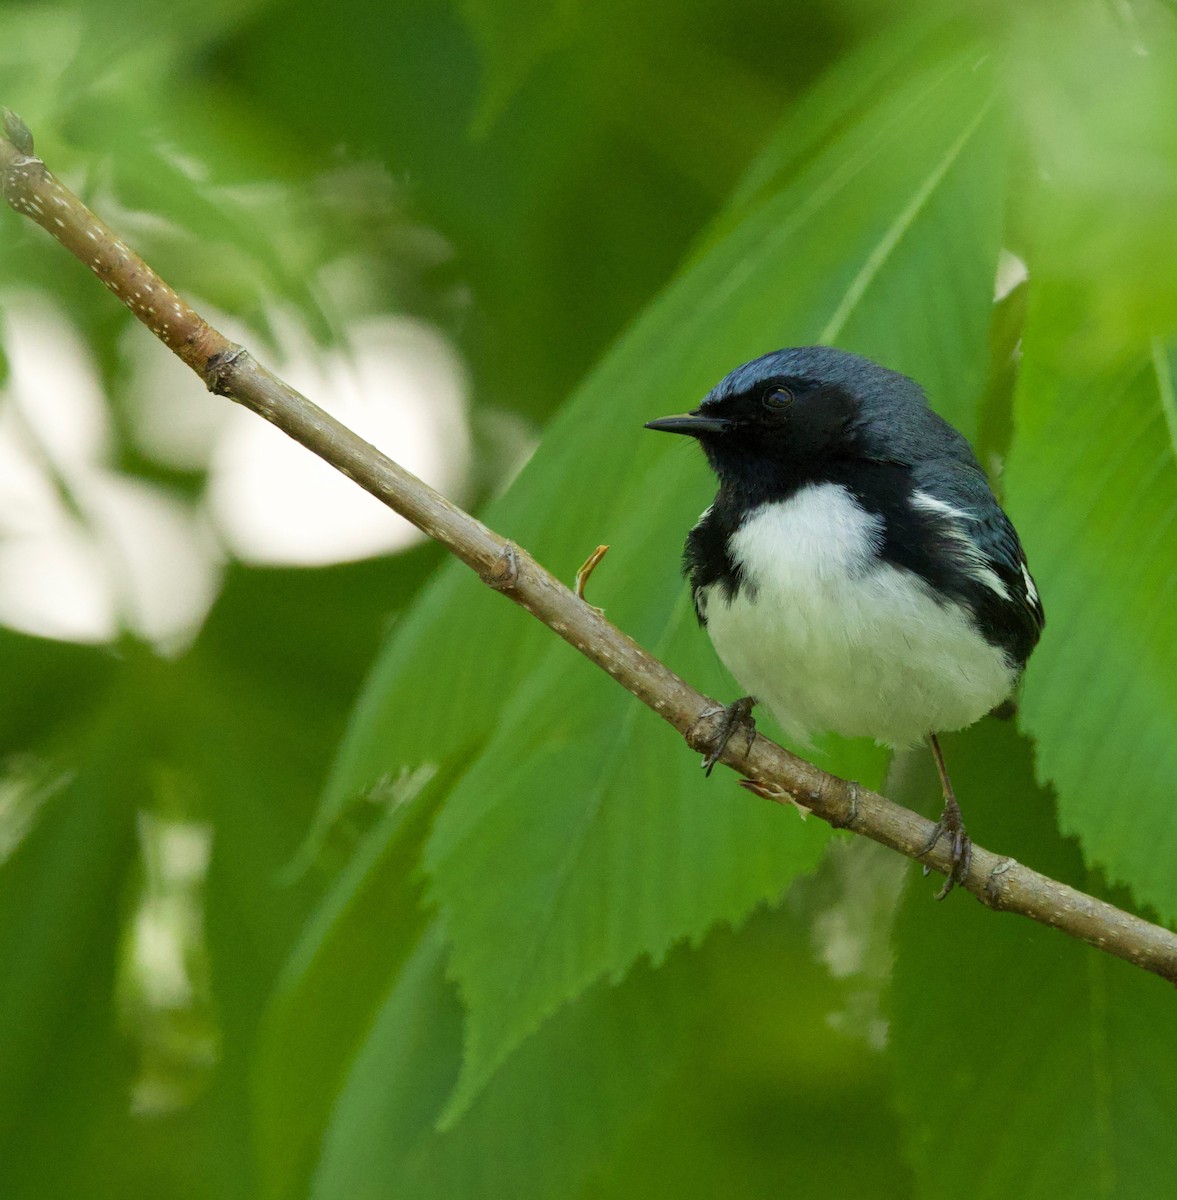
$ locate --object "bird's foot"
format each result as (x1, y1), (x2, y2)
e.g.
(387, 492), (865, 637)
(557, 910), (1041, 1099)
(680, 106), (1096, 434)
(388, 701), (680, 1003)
(920, 792), (972, 900)
(696, 696), (757, 777)
(920, 733), (971, 899)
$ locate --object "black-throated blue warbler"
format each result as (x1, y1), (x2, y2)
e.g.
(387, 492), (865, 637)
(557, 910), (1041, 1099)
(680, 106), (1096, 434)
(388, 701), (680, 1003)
(646, 346), (1044, 897)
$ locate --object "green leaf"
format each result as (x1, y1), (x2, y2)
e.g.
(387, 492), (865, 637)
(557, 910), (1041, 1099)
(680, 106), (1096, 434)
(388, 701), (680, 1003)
(890, 719), (1177, 1198)
(310, 890), (914, 1200)
(310, 919), (693, 1200)
(714, 17), (966, 245)
(0, 699), (141, 1196)
(459, 0), (581, 135)
(171, 558), (449, 1200)
(427, 630), (839, 1126)
(254, 776), (443, 1200)
(0, 628), (116, 755)
(590, 897), (914, 1200)
(1006, 5), (1177, 346)
(1005, 325), (1177, 921)
(999, 11), (1177, 922)
(296, 850), (929, 1200)
(319, 39), (1004, 1120)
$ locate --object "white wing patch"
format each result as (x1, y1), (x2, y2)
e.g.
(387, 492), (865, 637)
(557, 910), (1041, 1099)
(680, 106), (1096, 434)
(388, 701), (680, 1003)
(1021, 561), (1039, 607)
(910, 490), (1012, 601)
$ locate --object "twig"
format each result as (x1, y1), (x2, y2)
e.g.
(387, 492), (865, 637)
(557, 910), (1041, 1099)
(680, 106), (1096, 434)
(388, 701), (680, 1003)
(574, 544), (609, 605)
(4, 108), (1176, 984)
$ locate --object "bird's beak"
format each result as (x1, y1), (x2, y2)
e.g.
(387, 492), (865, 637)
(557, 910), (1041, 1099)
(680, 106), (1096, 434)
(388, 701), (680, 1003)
(644, 413), (733, 436)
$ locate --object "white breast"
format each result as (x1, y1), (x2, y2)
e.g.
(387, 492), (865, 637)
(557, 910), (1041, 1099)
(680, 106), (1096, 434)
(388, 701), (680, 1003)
(700, 482), (1016, 748)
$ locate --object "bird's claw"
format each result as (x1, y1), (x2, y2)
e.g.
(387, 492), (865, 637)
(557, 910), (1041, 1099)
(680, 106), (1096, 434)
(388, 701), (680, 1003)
(920, 793), (972, 900)
(699, 696), (757, 776)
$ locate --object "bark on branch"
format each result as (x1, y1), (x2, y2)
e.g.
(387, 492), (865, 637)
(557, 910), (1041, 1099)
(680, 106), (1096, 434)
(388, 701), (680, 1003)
(4, 108), (1176, 984)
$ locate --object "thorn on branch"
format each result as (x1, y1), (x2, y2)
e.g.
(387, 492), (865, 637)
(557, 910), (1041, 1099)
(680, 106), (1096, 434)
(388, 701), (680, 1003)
(575, 544), (609, 611)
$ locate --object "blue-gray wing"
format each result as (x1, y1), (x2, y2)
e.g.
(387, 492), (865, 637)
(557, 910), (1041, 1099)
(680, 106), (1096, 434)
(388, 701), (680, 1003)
(909, 456), (1044, 666)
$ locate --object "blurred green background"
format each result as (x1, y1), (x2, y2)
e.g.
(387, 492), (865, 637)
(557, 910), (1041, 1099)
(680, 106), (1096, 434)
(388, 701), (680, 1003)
(3, 1), (1177, 1197)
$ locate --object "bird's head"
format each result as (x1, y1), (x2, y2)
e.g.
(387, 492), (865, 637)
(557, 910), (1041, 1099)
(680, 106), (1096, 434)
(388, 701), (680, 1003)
(645, 346), (930, 492)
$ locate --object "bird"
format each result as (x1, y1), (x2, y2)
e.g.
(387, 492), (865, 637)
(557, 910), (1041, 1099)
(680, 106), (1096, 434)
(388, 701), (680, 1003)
(645, 346), (1044, 898)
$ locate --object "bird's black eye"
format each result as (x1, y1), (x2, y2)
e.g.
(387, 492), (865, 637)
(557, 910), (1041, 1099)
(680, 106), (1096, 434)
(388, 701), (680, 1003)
(761, 385), (794, 411)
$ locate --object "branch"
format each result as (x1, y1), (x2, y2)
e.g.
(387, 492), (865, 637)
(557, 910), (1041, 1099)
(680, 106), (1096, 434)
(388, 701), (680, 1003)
(4, 107), (1176, 985)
